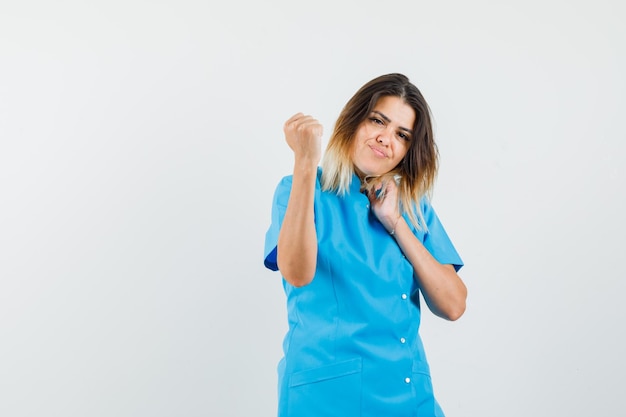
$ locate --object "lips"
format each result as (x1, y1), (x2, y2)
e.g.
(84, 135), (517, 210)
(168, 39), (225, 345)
(369, 145), (387, 158)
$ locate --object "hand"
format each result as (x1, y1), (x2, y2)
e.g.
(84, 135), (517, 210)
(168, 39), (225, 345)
(283, 113), (323, 167)
(366, 175), (401, 233)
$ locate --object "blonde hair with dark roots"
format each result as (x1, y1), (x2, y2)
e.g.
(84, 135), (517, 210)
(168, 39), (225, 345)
(321, 73), (438, 230)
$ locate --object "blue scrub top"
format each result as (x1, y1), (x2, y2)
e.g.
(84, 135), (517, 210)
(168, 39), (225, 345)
(264, 169), (463, 417)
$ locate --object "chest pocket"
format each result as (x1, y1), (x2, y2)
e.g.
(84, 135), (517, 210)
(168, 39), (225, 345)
(287, 357), (362, 416)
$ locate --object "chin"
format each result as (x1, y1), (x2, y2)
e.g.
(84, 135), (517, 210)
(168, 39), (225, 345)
(353, 158), (391, 178)
(362, 166), (388, 177)
(355, 166), (379, 178)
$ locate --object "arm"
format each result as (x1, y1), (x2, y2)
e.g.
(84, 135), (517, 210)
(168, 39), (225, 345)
(276, 113), (323, 287)
(368, 179), (467, 321)
(392, 220), (467, 321)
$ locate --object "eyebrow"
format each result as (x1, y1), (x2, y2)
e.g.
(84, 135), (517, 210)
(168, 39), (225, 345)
(372, 110), (414, 135)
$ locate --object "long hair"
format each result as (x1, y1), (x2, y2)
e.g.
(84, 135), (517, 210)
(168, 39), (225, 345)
(321, 73), (438, 230)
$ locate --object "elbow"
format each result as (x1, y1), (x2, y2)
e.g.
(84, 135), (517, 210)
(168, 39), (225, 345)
(444, 280), (468, 321)
(276, 246), (317, 287)
(282, 271), (314, 287)
(443, 302), (466, 321)
(277, 256), (315, 287)
(438, 287), (467, 321)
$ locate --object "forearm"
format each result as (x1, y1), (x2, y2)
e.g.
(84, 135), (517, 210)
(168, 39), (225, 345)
(277, 162), (318, 287)
(392, 219), (467, 321)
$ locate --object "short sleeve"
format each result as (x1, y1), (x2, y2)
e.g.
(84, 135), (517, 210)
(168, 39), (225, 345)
(421, 199), (464, 272)
(263, 175), (293, 271)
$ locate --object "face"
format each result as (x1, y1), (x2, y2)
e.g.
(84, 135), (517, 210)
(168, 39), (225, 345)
(351, 95), (416, 177)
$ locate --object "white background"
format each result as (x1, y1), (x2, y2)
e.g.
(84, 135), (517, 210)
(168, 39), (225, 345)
(1, 1), (624, 416)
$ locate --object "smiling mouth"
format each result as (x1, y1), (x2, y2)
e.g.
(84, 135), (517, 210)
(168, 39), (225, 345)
(369, 145), (387, 158)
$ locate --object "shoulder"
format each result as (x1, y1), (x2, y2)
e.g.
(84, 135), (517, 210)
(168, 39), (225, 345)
(419, 196), (434, 217)
(274, 167), (323, 190)
(406, 196), (436, 236)
(271, 168), (323, 203)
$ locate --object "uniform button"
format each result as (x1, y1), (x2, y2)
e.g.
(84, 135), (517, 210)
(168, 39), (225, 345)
(405, 377), (411, 384)
(400, 337), (406, 344)
(401, 293), (407, 300)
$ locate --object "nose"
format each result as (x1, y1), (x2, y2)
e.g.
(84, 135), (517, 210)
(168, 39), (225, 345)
(376, 126), (393, 145)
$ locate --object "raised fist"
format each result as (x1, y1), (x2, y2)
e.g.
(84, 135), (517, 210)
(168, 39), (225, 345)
(283, 113), (323, 166)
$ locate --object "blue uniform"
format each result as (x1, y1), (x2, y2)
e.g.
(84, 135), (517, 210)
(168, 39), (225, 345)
(264, 169), (463, 417)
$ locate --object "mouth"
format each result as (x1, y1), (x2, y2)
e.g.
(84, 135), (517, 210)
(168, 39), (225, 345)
(369, 145), (387, 158)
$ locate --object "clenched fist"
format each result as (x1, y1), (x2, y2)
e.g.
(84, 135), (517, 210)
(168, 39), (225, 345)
(283, 113), (323, 167)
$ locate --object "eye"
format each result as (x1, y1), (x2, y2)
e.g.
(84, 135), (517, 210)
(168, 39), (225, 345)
(369, 117), (384, 125)
(398, 131), (411, 141)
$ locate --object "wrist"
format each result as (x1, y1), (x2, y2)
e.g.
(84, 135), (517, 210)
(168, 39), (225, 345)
(387, 215), (402, 236)
(294, 156), (319, 172)
(293, 159), (319, 175)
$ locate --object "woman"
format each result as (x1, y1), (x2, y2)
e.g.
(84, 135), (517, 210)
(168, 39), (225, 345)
(264, 73), (467, 417)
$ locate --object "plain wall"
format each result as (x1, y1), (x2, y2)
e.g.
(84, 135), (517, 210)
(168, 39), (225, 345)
(1, 0), (624, 416)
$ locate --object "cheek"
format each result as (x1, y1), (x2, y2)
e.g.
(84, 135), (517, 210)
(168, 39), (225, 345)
(363, 122), (381, 137)
(395, 143), (409, 161)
